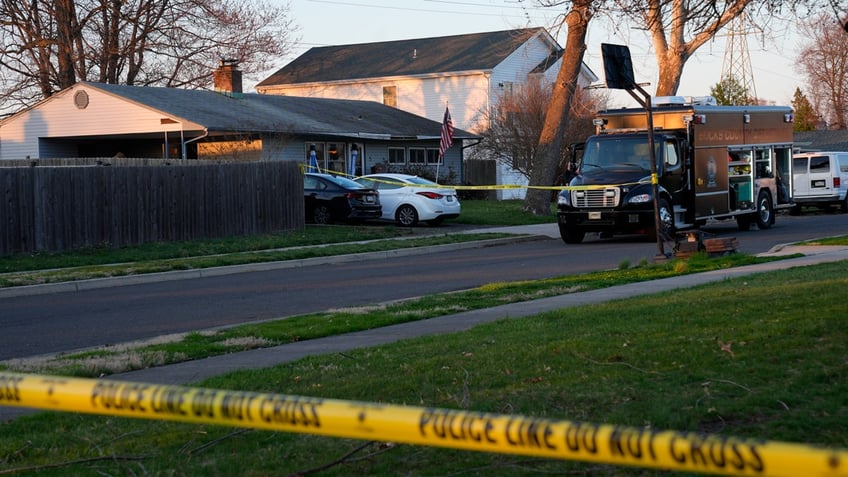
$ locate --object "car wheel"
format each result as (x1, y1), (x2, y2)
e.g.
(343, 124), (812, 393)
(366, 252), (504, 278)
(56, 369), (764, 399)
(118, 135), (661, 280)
(842, 195), (848, 214)
(755, 191), (773, 230)
(395, 204), (419, 226)
(313, 205), (333, 225)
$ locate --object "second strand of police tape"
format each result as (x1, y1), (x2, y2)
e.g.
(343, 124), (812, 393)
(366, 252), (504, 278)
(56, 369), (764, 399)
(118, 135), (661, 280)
(1, 373), (846, 477)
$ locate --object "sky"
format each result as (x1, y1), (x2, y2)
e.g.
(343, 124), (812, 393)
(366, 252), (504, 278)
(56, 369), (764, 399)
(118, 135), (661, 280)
(266, 0), (810, 108)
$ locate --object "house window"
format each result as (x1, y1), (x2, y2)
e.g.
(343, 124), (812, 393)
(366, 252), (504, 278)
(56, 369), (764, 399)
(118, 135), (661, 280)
(326, 142), (346, 173)
(426, 148), (442, 165)
(409, 147), (426, 164)
(383, 86), (397, 108)
(388, 147), (406, 165)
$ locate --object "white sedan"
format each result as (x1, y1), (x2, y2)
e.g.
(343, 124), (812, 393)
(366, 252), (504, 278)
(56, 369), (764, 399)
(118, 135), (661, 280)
(354, 173), (461, 226)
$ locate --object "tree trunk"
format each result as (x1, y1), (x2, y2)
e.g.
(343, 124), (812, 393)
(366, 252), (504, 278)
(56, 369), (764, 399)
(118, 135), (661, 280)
(101, 0), (122, 84)
(654, 51), (686, 96)
(523, 2), (593, 215)
(53, 0), (78, 89)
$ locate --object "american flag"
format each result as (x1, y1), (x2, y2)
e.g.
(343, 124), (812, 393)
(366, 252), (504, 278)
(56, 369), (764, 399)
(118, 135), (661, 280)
(438, 106), (454, 158)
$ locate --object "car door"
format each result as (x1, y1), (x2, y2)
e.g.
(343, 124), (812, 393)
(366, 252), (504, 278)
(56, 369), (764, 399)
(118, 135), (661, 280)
(805, 155), (832, 199)
(370, 176), (406, 220)
(792, 156), (811, 197)
(304, 174), (322, 215)
(304, 175), (337, 221)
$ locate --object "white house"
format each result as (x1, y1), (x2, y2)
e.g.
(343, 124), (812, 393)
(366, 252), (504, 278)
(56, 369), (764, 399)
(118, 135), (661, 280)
(257, 28), (599, 199)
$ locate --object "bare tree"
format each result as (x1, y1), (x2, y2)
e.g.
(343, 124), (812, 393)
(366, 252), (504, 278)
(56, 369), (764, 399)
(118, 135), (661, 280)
(613, 1), (841, 96)
(622, 1), (754, 96)
(797, 12), (848, 129)
(472, 76), (599, 181)
(827, 0), (848, 28)
(0, 0), (299, 115)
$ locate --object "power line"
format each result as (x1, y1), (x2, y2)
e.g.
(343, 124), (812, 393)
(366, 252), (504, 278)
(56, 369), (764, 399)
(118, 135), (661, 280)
(423, 0), (548, 12)
(305, 0), (538, 17)
(295, 0), (557, 51)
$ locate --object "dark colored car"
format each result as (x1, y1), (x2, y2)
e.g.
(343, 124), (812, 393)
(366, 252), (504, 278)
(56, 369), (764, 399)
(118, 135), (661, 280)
(304, 173), (381, 224)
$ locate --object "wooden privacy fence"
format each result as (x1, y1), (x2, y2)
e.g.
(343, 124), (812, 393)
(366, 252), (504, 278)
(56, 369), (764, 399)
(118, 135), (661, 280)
(0, 159), (304, 256)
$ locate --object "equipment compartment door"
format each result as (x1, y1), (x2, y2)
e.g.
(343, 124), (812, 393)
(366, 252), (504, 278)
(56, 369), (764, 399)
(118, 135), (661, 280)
(694, 147), (730, 216)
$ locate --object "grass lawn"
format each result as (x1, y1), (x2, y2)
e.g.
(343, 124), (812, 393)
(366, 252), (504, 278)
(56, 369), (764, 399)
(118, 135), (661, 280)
(1, 259), (846, 476)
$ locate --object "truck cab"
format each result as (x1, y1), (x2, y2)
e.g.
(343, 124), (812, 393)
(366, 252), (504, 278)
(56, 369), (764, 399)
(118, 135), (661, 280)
(557, 132), (684, 244)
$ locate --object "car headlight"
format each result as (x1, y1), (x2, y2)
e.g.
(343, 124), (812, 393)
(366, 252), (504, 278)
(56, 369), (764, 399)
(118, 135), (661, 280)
(627, 193), (652, 204)
(557, 191), (572, 206)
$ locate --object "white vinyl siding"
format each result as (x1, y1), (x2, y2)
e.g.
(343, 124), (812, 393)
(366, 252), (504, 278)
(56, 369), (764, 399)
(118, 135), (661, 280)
(259, 73), (490, 133)
(0, 84), (204, 160)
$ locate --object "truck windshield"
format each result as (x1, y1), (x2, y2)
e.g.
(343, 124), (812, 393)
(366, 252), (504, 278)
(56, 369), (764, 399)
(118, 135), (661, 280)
(582, 137), (659, 170)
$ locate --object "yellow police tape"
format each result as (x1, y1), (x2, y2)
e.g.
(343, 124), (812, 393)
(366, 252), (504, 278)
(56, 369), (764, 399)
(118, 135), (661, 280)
(1, 372), (846, 476)
(301, 165), (647, 192)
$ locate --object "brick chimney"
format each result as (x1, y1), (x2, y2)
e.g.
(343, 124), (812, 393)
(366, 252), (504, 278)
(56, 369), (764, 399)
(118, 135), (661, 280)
(213, 59), (243, 96)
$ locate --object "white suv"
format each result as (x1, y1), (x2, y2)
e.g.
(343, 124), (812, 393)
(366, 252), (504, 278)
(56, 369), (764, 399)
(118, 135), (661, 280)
(792, 152), (848, 213)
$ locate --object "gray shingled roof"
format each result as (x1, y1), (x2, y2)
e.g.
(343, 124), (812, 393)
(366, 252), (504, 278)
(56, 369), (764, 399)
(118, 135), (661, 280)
(794, 130), (848, 152)
(87, 82), (477, 140)
(257, 28), (552, 86)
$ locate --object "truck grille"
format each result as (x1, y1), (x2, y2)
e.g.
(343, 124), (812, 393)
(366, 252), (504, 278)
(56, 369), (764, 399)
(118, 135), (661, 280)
(572, 188), (620, 208)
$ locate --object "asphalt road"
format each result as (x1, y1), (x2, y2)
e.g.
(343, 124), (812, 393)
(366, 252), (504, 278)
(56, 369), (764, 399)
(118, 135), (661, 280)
(1, 211), (846, 361)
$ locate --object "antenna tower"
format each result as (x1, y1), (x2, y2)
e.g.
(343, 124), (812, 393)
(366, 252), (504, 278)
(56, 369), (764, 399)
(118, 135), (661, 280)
(720, 15), (759, 104)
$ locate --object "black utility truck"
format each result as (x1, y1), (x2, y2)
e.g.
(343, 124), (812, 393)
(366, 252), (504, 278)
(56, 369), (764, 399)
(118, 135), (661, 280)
(556, 96), (795, 244)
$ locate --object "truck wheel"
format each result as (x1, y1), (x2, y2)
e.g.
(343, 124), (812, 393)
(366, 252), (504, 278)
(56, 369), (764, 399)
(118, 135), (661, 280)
(841, 195), (848, 214)
(648, 199), (675, 243)
(558, 224), (585, 244)
(755, 191), (773, 230)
